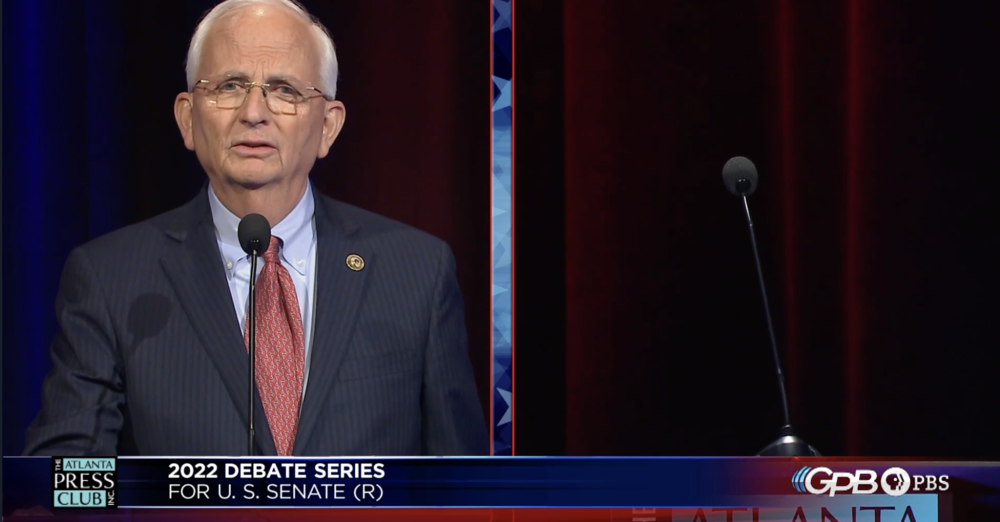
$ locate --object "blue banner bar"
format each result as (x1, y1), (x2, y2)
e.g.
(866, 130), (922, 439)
(5, 456), (994, 516)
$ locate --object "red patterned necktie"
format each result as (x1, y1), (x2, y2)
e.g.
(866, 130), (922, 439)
(244, 236), (305, 456)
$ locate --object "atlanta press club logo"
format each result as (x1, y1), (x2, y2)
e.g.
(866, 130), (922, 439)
(792, 466), (911, 497)
(52, 457), (117, 508)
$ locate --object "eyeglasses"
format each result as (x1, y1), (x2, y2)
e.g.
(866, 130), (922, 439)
(194, 79), (326, 115)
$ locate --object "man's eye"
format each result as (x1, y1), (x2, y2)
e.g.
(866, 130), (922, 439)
(273, 85), (298, 96)
(218, 81), (242, 92)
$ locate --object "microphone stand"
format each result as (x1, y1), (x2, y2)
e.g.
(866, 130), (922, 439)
(247, 250), (259, 457)
(741, 194), (790, 428)
(736, 180), (820, 457)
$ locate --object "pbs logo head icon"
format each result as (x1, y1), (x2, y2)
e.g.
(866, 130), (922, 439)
(881, 467), (911, 497)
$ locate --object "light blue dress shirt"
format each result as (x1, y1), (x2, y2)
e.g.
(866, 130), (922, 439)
(208, 183), (318, 398)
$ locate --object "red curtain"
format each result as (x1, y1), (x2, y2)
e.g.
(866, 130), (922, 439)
(554, 0), (997, 456)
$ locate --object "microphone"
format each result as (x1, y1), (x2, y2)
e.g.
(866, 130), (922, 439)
(722, 156), (820, 457)
(237, 213), (271, 456)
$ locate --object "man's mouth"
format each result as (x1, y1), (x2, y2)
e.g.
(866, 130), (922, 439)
(231, 140), (277, 156)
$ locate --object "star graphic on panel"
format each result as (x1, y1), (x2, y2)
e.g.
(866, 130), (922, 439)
(497, 388), (512, 426)
(492, 77), (511, 111)
(492, 0), (511, 32)
(491, 0), (514, 456)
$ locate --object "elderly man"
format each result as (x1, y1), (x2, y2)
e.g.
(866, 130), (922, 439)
(24, 0), (487, 456)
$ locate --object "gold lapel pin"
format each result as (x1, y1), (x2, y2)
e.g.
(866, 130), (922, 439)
(346, 254), (365, 271)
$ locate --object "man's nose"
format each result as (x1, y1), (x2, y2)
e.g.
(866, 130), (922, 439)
(239, 85), (270, 125)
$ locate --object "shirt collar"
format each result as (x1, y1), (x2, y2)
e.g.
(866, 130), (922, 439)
(208, 183), (315, 276)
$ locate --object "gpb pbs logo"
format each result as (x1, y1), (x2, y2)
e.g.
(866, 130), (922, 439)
(792, 466), (949, 497)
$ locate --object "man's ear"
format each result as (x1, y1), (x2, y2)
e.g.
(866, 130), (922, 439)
(317, 100), (346, 159)
(174, 92), (196, 151)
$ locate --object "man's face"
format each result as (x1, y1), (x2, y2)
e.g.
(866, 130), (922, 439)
(175, 6), (344, 191)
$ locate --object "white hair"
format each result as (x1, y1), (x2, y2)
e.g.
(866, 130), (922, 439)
(185, 0), (339, 99)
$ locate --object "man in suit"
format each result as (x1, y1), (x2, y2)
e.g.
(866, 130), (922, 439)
(24, 0), (487, 456)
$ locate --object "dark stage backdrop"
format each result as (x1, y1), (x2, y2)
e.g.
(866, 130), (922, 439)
(2, 0), (490, 455)
(516, 0), (999, 458)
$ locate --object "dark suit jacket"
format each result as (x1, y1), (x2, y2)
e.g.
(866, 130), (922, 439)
(24, 186), (488, 456)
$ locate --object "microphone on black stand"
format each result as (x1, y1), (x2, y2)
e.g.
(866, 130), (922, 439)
(722, 156), (820, 457)
(237, 213), (271, 457)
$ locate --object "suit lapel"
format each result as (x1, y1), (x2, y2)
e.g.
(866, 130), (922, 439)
(159, 189), (278, 456)
(294, 195), (372, 454)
